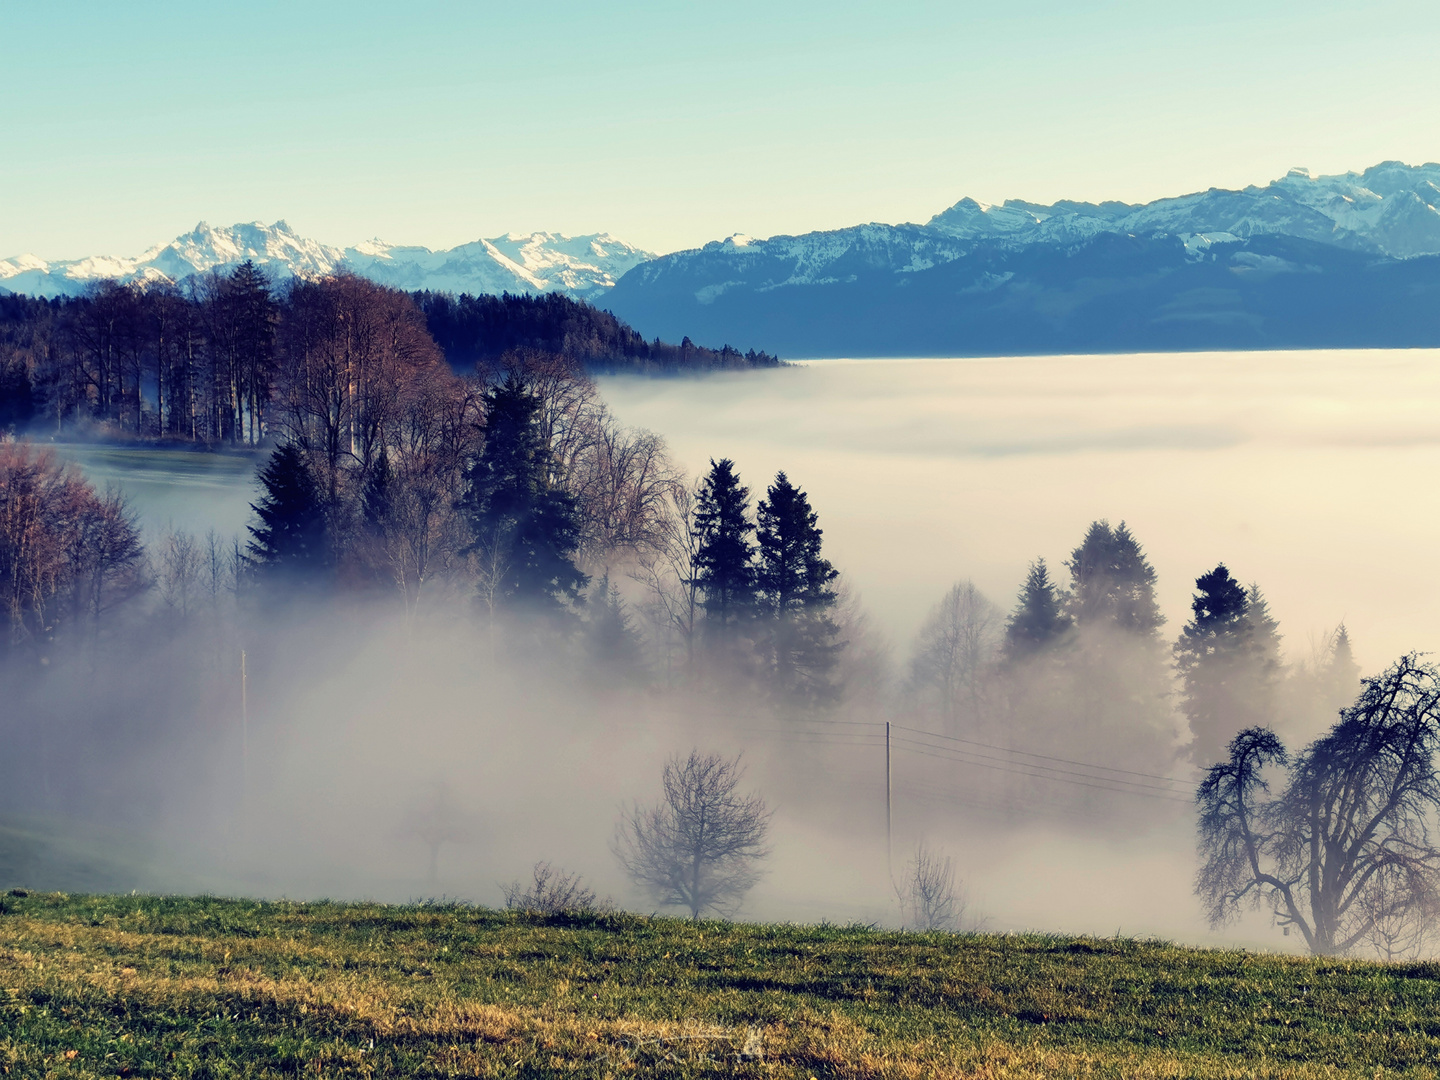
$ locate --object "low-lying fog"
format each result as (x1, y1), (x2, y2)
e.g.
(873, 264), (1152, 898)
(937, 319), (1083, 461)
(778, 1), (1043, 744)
(601, 349), (1440, 673)
(25, 348), (1439, 952)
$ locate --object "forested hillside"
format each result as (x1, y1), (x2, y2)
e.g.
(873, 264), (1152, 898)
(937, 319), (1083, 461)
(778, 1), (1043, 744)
(0, 266), (780, 442)
(414, 290), (779, 374)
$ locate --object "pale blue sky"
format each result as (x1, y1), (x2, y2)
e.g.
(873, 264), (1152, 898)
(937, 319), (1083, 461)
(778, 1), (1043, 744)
(4, 0), (1438, 259)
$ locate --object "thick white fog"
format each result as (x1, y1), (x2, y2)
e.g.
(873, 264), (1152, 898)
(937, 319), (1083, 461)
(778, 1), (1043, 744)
(27, 348), (1440, 952)
(601, 349), (1440, 676)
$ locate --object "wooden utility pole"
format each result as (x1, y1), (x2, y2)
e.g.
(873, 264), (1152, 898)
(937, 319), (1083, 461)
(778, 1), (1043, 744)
(885, 721), (893, 875)
(241, 650), (249, 802)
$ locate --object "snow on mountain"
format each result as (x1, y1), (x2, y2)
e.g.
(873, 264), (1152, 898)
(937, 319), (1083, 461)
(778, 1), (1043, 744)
(0, 222), (654, 301)
(925, 161), (1440, 255)
(604, 160), (1440, 334)
(344, 231), (651, 299)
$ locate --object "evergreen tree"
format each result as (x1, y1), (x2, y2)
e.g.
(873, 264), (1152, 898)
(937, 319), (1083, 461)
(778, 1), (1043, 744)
(246, 442), (329, 583)
(1324, 622), (1362, 716)
(1066, 520), (1164, 634)
(462, 374), (587, 614)
(0, 358), (36, 433)
(1245, 583), (1283, 674)
(754, 472), (843, 703)
(362, 447), (394, 530)
(1175, 564), (1281, 764)
(585, 574), (646, 682)
(1002, 559), (1071, 661)
(692, 459), (756, 631)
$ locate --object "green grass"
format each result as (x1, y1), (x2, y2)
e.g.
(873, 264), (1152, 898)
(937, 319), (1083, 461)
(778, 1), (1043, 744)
(1, 892), (1437, 1078)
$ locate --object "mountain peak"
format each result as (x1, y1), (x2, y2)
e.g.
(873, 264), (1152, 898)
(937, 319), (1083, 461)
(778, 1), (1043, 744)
(0, 222), (656, 301)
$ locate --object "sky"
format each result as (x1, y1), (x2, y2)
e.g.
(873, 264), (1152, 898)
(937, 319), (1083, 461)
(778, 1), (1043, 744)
(4, 0), (1440, 259)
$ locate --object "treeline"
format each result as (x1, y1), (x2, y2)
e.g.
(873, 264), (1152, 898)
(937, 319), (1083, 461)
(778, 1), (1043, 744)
(0, 345), (850, 705)
(0, 266), (781, 443)
(414, 290), (781, 375)
(905, 522), (1359, 774)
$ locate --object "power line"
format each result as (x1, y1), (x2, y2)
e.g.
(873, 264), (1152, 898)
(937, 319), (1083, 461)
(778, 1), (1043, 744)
(890, 731), (1191, 797)
(891, 722), (1198, 787)
(890, 736), (1192, 804)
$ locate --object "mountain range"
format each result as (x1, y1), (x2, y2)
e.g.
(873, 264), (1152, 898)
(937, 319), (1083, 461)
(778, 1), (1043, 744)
(0, 222), (653, 302)
(6, 161), (1440, 356)
(607, 162), (1440, 356)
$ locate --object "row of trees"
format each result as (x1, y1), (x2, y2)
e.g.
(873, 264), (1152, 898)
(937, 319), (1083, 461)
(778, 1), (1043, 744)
(415, 291), (780, 374)
(0, 268), (783, 444)
(905, 520), (1358, 770)
(0, 266), (280, 442)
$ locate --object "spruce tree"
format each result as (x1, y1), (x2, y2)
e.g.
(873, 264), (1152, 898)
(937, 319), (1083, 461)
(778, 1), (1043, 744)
(585, 573), (646, 682)
(754, 471), (842, 703)
(1066, 520), (1164, 634)
(1002, 559), (1071, 661)
(362, 447), (394, 530)
(462, 374), (587, 614)
(1175, 564), (1281, 764)
(692, 459), (756, 631)
(246, 442), (329, 583)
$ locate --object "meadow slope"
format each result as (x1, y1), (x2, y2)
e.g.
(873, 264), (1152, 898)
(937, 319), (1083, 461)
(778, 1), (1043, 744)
(1, 893), (1437, 1078)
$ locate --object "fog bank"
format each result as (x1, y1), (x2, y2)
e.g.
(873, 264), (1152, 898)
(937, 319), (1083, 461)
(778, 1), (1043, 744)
(601, 349), (1440, 674)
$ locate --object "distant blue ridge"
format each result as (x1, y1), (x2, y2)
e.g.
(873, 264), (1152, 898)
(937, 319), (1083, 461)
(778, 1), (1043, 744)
(605, 233), (1440, 358)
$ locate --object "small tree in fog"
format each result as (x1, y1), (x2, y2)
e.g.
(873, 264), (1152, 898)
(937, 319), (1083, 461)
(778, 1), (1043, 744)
(399, 782), (474, 887)
(909, 580), (1002, 728)
(1176, 564), (1283, 765)
(501, 861), (607, 914)
(613, 751), (772, 919)
(585, 574), (646, 683)
(897, 843), (971, 931)
(1196, 654), (1440, 957)
(1001, 559), (1071, 662)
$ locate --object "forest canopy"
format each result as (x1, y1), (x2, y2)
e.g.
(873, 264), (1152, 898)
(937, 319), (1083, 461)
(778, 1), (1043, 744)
(0, 266), (782, 443)
(414, 290), (780, 375)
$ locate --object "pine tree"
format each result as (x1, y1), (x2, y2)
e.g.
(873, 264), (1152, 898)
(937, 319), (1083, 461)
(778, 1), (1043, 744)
(1066, 520), (1164, 634)
(462, 374), (587, 614)
(1002, 559), (1071, 661)
(1175, 564), (1280, 764)
(754, 472), (842, 703)
(246, 442), (329, 583)
(692, 459), (756, 631)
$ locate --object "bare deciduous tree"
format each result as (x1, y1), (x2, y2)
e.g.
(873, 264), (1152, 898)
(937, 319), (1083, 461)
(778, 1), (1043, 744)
(0, 442), (147, 653)
(570, 415), (682, 569)
(157, 528), (201, 620)
(1197, 654), (1440, 956)
(501, 861), (608, 914)
(613, 751), (772, 919)
(399, 781), (475, 887)
(630, 479), (703, 677)
(897, 842), (973, 931)
(907, 580), (1002, 730)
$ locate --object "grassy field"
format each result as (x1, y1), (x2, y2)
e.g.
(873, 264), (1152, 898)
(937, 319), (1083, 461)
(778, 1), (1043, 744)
(0, 892), (1437, 1078)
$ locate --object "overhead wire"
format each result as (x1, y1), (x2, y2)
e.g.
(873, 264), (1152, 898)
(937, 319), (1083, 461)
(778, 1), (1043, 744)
(890, 736), (1192, 804)
(890, 731), (1191, 798)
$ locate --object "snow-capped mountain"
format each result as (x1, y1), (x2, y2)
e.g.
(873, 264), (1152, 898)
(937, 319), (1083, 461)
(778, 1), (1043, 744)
(0, 222), (654, 301)
(927, 162), (1440, 255)
(604, 161), (1440, 357)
